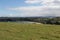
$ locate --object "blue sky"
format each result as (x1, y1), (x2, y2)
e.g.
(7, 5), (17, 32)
(0, 0), (60, 17)
(0, 0), (25, 17)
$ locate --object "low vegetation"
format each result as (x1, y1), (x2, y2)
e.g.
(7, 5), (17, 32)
(0, 22), (60, 40)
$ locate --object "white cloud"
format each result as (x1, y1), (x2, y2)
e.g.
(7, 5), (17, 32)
(9, 6), (44, 11)
(8, 6), (60, 17)
(8, 6), (46, 17)
(25, 0), (41, 4)
(25, 0), (54, 4)
(25, 0), (60, 7)
(8, 0), (60, 17)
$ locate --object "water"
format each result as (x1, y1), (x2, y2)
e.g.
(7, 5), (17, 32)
(16, 21), (41, 24)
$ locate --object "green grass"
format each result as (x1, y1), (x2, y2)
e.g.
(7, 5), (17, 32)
(0, 22), (60, 40)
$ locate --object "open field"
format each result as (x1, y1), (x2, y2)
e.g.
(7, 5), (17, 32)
(0, 22), (60, 40)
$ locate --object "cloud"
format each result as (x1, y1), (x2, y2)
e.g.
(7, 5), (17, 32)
(8, 6), (46, 17)
(8, 6), (60, 17)
(25, 0), (41, 4)
(25, 0), (60, 7)
(8, 0), (60, 17)
(25, 0), (54, 4)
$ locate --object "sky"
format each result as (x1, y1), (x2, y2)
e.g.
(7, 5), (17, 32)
(0, 0), (60, 17)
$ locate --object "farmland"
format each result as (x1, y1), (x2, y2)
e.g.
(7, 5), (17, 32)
(0, 22), (60, 40)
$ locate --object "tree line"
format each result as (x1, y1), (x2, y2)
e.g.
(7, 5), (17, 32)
(0, 17), (60, 25)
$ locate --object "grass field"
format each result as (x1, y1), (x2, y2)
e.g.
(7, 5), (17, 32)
(0, 22), (60, 40)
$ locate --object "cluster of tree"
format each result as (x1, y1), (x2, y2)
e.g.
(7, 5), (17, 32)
(22, 17), (60, 25)
(0, 17), (60, 25)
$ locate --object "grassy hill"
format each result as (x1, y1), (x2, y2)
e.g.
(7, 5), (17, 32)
(0, 22), (60, 40)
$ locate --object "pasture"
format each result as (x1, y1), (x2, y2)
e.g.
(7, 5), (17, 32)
(0, 22), (60, 40)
